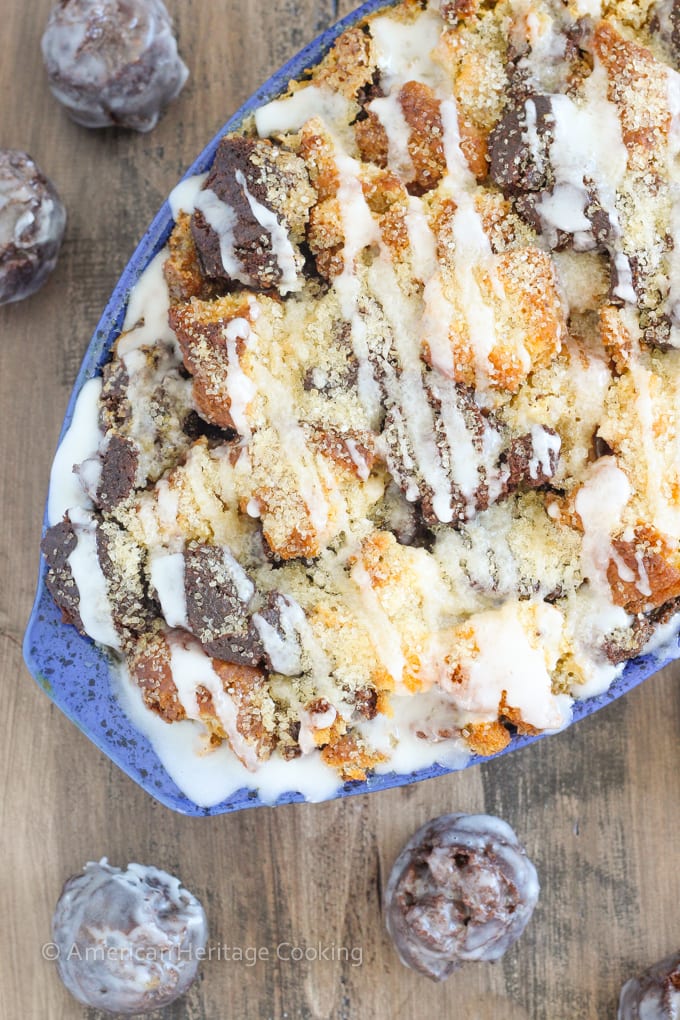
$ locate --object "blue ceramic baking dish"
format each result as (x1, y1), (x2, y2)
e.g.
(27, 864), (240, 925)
(23, 0), (680, 815)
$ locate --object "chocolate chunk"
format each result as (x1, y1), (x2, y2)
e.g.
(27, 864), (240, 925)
(183, 544), (263, 665)
(354, 686), (378, 720)
(41, 519), (83, 631)
(618, 950), (680, 1020)
(41, 0), (189, 132)
(488, 97), (554, 196)
(99, 343), (197, 488)
(593, 434), (614, 460)
(99, 359), (130, 432)
(356, 68), (384, 111)
(191, 135), (314, 294)
(603, 617), (653, 665)
(671, 1), (680, 61)
(97, 520), (154, 635)
(0, 150), (66, 305)
(181, 409), (234, 443)
(502, 427), (560, 491)
(641, 310), (677, 350)
(96, 435), (139, 510)
(384, 813), (540, 981)
(515, 193), (544, 245)
(489, 102), (625, 265)
(585, 187), (616, 248)
(604, 597), (680, 665)
(650, 1), (680, 67)
(503, 59), (534, 104)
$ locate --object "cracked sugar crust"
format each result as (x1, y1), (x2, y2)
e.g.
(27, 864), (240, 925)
(43, 0), (680, 787)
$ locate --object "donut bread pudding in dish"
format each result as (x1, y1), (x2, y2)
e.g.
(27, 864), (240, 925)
(42, 0), (680, 803)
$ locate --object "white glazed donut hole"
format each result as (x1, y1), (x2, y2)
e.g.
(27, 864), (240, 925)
(51, 858), (208, 1015)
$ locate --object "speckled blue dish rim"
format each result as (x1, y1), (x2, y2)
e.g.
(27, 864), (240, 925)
(23, 0), (680, 815)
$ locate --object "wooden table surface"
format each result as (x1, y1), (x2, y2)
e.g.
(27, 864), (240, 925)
(2, 2), (679, 1017)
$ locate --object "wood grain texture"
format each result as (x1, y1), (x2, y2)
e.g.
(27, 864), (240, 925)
(1, 2), (679, 1017)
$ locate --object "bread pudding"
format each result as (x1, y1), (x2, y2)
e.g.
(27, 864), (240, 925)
(42, 0), (680, 801)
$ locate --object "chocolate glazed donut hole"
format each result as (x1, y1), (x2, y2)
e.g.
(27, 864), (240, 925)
(41, 0), (189, 132)
(384, 813), (540, 981)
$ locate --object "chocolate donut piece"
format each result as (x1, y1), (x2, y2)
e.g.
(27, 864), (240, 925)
(191, 134), (315, 295)
(41, 0), (189, 132)
(618, 951), (680, 1019)
(52, 859), (208, 1015)
(0, 150), (66, 305)
(183, 543), (264, 665)
(488, 96), (554, 196)
(384, 813), (540, 981)
(40, 518), (83, 631)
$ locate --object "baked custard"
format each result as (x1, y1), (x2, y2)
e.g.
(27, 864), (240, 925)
(43, 0), (680, 803)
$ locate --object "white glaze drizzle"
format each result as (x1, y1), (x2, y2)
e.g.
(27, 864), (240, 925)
(438, 601), (571, 731)
(254, 86), (355, 144)
(634, 549), (652, 598)
(67, 506), (121, 651)
(119, 250), (176, 355)
(115, 660), (344, 805)
(221, 548), (255, 603)
(168, 172), (208, 219)
(48, 377), (103, 526)
(149, 552), (189, 630)
(344, 438), (371, 481)
(370, 252), (456, 521)
(528, 425), (561, 480)
(405, 195), (438, 282)
(167, 633), (261, 770)
(193, 187), (246, 281)
(333, 148), (384, 421)
(575, 457), (631, 594)
(156, 478), (181, 533)
(437, 98), (510, 391)
(298, 703), (337, 755)
(248, 328), (331, 535)
(235, 169), (301, 294)
(369, 90), (416, 181)
(223, 317), (256, 438)
(369, 9), (445, 91)
(350, 556), (406, 686)
(252, 596), (305, 677)
(332, 145), (456, 520)
(611, 252), (637, 305)
(536, 61), (633, 296)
